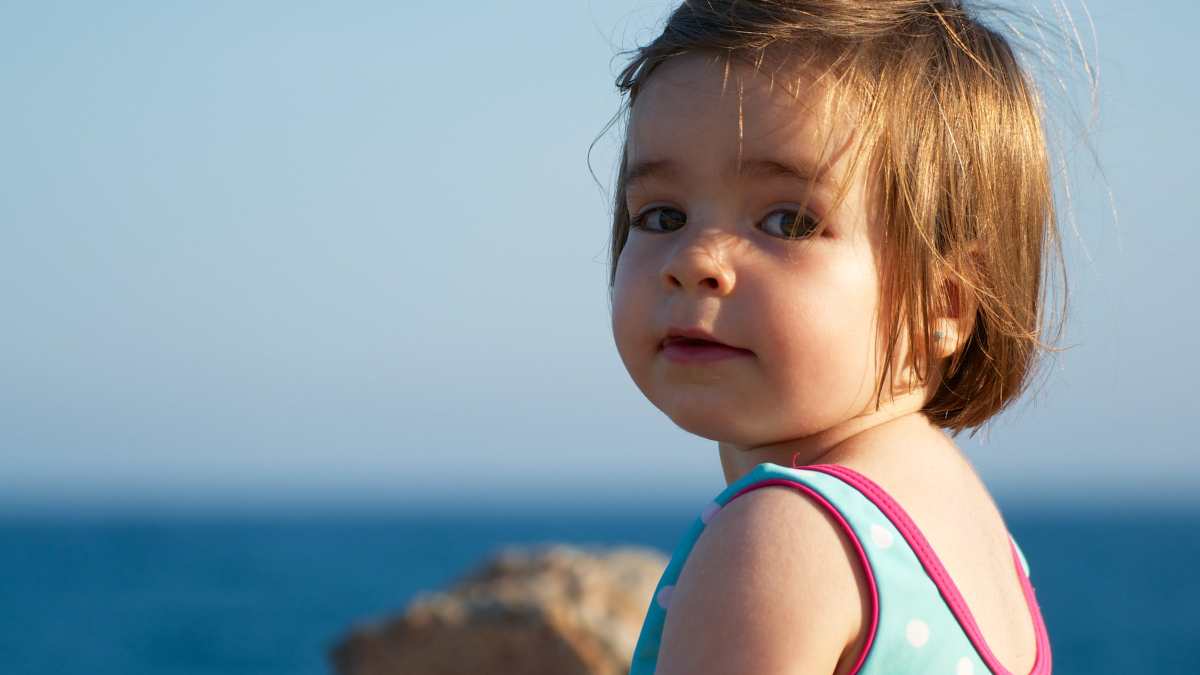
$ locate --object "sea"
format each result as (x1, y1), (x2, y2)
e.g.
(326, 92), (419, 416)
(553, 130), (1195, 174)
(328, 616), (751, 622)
(2, 503), (1197, 675)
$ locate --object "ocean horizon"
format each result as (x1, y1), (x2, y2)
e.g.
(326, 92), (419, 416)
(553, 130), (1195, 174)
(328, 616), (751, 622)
(2, 503), (1196, 674)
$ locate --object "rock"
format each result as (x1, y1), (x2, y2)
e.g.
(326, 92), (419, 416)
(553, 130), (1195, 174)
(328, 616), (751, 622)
(330, 543), (669, 675)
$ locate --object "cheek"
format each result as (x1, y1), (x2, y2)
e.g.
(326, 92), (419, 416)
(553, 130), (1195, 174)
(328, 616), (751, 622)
(610, 249), (653, 371)
(758, 259), (882, 407)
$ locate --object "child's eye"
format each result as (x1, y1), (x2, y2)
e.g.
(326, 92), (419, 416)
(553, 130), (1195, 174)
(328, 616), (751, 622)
(630, 206), (686, 233)
(759, 208), (820, 240)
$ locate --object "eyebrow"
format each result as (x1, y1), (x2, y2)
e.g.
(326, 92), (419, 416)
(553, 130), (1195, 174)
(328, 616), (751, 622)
(624, 156), (837, 192)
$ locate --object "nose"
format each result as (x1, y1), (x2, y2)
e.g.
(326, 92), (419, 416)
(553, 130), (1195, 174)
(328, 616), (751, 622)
(660, 231), (736, 295)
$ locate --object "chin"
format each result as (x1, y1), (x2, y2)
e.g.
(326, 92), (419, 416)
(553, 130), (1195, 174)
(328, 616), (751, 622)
(663, 399), (838, 448)
(659, 403), (761, 445)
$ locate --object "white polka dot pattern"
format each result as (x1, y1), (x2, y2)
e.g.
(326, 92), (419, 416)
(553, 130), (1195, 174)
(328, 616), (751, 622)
(656, 584), (674, 610)
(956, 656), (975, 675)
(869, 523), (895, 549)
(906, 618), (930, 648)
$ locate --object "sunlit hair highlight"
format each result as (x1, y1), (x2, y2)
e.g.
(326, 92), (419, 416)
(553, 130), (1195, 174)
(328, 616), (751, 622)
(603, 0), (1070, 437)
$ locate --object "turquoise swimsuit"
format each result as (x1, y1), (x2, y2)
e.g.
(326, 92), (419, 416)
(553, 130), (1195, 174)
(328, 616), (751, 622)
(630, 462), (1052, 674)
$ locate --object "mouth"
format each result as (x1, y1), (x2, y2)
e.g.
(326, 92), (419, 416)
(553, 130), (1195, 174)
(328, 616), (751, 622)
(659, 328), (754, 363)
(661, 336), (733, 349)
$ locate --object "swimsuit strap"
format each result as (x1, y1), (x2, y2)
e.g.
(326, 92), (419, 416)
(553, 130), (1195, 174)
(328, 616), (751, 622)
(629, 462), (1051, 675)
(804, 463), (1052, 675)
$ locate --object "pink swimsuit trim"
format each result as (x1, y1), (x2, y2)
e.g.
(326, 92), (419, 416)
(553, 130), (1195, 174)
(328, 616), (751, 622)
(729, 478), (880, 675)
(802, 463), (1053, 675)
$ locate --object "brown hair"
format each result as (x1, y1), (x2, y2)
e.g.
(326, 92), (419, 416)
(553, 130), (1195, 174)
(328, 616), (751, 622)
(603, 0), (1068, 436)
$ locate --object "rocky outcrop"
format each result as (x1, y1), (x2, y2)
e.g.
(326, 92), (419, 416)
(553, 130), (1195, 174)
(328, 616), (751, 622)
(330, 544), (669, 675)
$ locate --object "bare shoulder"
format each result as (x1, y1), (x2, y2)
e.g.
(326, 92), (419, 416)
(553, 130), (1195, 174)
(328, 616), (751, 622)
(656, 485), (869, 675)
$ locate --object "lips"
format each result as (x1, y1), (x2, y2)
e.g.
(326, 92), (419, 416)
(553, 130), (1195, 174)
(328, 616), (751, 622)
(662, 336), (731, 349)
(661, 327), (742, 350)
(659, 326), (753, 363)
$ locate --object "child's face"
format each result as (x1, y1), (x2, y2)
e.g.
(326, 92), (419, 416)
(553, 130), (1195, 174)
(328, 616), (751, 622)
(612, 51), (895, 448)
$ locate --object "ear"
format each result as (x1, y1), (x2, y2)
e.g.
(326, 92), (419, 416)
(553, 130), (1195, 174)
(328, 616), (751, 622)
(930, 241), (982, 361)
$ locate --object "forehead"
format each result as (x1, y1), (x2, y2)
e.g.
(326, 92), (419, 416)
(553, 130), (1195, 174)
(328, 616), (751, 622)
(626, 51), (857, 180)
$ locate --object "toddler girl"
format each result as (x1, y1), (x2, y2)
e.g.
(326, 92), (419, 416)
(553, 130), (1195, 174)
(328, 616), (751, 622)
(606, 1), (1063, 673)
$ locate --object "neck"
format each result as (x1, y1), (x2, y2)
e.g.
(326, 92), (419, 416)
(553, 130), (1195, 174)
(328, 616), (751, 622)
(717, 390), (937, 486)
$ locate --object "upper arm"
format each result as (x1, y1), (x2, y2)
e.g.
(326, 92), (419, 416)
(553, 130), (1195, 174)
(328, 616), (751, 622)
(655, 485), (869, 675)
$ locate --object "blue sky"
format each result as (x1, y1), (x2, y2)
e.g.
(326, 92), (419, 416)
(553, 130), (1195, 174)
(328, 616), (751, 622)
(2, 1), (1196, 513)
